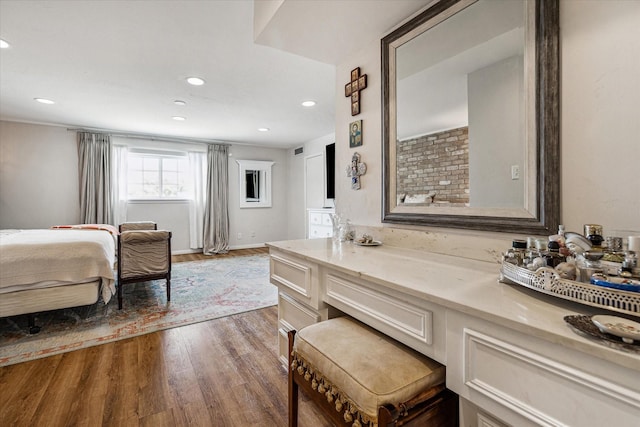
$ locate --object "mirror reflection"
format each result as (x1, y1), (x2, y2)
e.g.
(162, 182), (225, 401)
(382, 0), (559, 234)
(397, 0), (528, 209)
(236, 160), (274, 208)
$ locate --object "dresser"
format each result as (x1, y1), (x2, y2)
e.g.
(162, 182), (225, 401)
(306, 207), (334, 239)
(267, 238), (640, 427)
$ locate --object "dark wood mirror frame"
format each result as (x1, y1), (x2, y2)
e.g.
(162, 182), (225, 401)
(382, 0), (559, 235)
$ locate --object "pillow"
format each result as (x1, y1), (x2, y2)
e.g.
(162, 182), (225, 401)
(51, 224), (119, 235)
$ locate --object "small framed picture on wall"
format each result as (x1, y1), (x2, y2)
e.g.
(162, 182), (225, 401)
(349, 120), (362, 148)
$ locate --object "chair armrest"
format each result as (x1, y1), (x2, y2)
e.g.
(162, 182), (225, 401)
(120, 230), (171, 243)
(119, 221), (157, 232)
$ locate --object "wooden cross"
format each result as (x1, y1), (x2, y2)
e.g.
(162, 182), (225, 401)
(344, 67), (367, 116)
(346, 152), (367, 190)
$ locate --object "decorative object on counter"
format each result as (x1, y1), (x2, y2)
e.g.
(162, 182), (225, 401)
(329, 212), (342, 242)
(354, 234), (382, 246)
(591, 314), (640, 344)
(329, 213), (355, 243)
(344, 67), (367, 116)
(555, 262), (577, 280)
(605, 236), (623, 252)
(579, 250), (605, 282)
(590, 274), (640, 293)
(338, 219), (355, 242)
(629, 235), (640, 253)
(564, 315), (640, 354)
(584, 224), (604, 249)
(349, 119), (362, 148)
(619, 251), (639, 278)
(346, 152), (367, 190)
(500, 262), (640, 318)
(564, 231), (592, 254)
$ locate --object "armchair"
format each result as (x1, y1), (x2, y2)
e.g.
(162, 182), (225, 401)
(117, 222), (171, 310)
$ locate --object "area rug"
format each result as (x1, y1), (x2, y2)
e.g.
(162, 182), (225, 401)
(0, 254), (277, 367)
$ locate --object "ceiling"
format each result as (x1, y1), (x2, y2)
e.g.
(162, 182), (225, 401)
(0, 0), (430, 148)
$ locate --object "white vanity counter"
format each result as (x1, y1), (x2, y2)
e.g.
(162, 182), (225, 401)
(267, 238), (640, 427)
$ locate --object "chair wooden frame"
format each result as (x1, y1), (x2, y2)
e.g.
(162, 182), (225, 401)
(117, 223), (172, 310)
(288, 330), (458, 427)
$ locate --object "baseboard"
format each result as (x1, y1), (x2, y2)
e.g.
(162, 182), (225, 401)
(228, 243), (267, 250)
(172, 243), (266, 255)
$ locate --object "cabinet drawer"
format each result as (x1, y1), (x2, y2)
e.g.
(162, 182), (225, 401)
(321, 213), (333, 226)
(324, 272), (445, 363)
(309, 212), (323, 225)
(270, 252), (323, 309)
(278, 292), (321, 332)
(309, 225), (332, 238)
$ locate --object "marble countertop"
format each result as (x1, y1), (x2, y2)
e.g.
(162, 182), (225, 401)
(267, 238), (640, 371)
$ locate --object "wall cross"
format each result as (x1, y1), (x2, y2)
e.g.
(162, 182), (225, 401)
(346, 152), (367, 190)
(344, 67), (367, 116)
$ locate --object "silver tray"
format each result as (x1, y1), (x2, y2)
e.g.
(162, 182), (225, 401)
(500, 262), (640, 318)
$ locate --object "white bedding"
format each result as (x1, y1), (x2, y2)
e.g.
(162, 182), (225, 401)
(0, 229), (116, 303)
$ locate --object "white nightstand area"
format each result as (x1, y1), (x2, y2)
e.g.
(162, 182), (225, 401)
(307, 208), (335, 239)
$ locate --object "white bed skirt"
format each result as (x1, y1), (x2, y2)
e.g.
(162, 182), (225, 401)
(0, 280), (100, 318)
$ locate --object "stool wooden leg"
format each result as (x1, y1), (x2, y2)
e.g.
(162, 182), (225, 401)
(117, 282), (123, 310)
(288, 330), (299, 427)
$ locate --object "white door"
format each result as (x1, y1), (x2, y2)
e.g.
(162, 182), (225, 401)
(304, 153), (325, 236)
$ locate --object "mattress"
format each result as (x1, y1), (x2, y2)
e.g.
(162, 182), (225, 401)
(0, 229), (116, 303)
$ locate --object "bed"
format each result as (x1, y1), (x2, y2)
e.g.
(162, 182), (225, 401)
(0, 226), (117, 331)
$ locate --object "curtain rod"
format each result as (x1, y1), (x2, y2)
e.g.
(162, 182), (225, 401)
(67, 127), (231, 146)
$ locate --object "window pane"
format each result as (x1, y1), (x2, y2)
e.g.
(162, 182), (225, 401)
(163, 158), (178, 171)
(125, 151), (195, 199)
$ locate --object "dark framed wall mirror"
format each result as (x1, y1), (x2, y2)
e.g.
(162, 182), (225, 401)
(382, 0), (559, 234)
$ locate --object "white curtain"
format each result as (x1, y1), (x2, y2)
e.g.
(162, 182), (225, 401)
(112, 145), (128, 226)
(188, 151), (206, 249)
(203, 144), (229, 254)
(77, 132), (113, 224)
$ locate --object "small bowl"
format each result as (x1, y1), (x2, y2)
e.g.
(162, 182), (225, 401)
(564, 232), (592, 252)
(583, 250), (605, 262)
(591, 315), (640, 344)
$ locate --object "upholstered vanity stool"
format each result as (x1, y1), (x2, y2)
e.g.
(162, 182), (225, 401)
(288, 317), (458, 427)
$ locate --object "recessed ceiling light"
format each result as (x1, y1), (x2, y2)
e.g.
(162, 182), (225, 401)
(172, 116), (186, 121)
(258, 127), (270, 132)
(34, 98), (55, 104)
(174, 100), (186, 106)
(0, 39), (9, 49)
(301, 100), (316, 107)
(186, 77), (205, 86)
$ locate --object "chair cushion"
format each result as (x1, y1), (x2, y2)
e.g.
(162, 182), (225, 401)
(293, 317), (445, 422)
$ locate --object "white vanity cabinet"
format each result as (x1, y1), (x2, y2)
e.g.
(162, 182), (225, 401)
(269, 249), (340, 367)
(446, 310), (640, 427)
(307, 208), (334, 239)
(267, 239), (640, 426)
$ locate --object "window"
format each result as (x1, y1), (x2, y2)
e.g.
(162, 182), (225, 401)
(127, 150), (191, 199)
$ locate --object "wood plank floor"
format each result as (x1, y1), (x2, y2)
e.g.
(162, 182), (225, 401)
(0, 249), (332, 427)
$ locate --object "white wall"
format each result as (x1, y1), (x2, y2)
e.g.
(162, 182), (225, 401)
(333, 0), (640, 260)
(228, 144), (289, 248)
(0, 122), (79, 228)
(468, 55), (524, 208)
